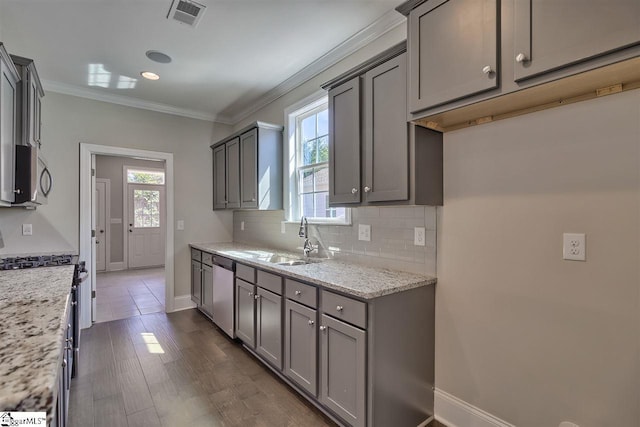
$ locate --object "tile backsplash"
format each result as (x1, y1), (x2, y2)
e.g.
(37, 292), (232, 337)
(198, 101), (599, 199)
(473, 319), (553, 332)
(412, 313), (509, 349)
(233, 206), (437, 276)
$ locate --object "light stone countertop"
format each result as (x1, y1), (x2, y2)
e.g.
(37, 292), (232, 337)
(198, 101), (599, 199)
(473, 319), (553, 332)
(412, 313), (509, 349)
(0, 266), (74, 415)
(190, 242), (436, 299)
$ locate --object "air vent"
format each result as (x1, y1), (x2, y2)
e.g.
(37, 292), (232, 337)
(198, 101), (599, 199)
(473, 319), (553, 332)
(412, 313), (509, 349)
(167, 0), (206, 28)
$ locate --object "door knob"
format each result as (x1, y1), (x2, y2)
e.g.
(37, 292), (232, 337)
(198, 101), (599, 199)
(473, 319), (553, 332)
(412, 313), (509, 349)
(482, 65), (493, 74)
(351, 188), (358, 194)
(100, 230), (104, 233)
(129, 230), (132, 233)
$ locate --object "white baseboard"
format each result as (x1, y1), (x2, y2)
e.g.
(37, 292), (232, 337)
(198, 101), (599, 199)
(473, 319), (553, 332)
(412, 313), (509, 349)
(171, 294), (196, 312)
(435, 389), (515, 427)
(417, 415), (434, 427)
(108, 262), (125, 271)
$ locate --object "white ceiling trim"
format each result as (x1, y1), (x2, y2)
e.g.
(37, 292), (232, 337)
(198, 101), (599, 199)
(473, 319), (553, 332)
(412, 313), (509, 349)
(41, 79), (233, 124)
(228, 9), (406, 125)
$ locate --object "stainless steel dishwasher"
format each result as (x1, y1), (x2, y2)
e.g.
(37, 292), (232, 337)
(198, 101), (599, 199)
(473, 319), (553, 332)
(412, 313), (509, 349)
(211, 255), (235, 338)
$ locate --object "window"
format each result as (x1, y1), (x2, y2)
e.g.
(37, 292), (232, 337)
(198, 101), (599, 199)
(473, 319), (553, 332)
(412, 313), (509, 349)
(133, 189), (161, 228)
(127, 169), (165, 185)
(286, 94), (349, 224)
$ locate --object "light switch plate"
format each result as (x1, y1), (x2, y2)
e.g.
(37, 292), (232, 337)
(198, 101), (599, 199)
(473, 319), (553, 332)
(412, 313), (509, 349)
(176, 220), (185, 230)
(240, 221), (245, 231)
(22, 224), (33, 236)
(563, 233), (586, 261)
(358, 224), (371, 241)
(414, 227), (426, 246)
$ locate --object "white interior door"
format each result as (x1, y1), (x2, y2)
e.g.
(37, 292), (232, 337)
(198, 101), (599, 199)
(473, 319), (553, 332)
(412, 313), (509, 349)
(95, 180), (107, 271)
(90, 155), (97, 323)
(127, 184), (165, 268)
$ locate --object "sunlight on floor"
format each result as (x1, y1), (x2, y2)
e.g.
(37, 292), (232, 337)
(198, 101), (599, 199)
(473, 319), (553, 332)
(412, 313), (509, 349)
(141, 332), (164, 354)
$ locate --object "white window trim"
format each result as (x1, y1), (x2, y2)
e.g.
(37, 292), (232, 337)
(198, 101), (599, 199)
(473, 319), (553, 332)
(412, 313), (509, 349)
(283, 91), (351, 225)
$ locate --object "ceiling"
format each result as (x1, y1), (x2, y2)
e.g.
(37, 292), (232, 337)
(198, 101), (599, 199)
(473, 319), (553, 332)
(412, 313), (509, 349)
(0, 0), (405, 124)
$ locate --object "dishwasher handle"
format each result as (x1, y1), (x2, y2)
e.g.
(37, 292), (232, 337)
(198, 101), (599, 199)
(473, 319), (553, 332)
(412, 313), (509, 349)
(211, 255), (235, 271)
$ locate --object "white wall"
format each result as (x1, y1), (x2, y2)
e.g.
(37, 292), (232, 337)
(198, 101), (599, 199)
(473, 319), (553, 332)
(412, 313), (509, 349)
(0, 92), (234, 297)
(437, 89), (640, 427)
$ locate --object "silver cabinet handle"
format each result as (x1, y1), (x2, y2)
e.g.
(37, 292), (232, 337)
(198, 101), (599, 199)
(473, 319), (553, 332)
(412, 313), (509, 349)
(482, 65), (493, 74)
(308, 320), (315, 326)
(295, 290), (302, 296)
(516, 53), (528, 63)
(364, 187), (371, 193)
(62, 359), (67, 368)
(71, 301), (77, 306)
(351, 188), (358, 194)
(248, 292), (253, 297)
(319, 326), (326, 331)
(336, 305), (343, 312)
(254, 294), (260, 300)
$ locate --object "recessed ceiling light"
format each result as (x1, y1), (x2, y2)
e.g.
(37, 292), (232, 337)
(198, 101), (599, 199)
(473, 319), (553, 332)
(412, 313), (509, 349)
(141, 71), (160, 81)
(146, 50), (172, 64)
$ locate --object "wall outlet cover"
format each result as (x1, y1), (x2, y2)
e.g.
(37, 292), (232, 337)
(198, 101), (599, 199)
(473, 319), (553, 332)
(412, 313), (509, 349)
(358, 224), (371, 241)
(176, 220), (185, 230)
(22, 224), (33, 236)
(563, 233), (586, 261)
(414, 227), (426, 246)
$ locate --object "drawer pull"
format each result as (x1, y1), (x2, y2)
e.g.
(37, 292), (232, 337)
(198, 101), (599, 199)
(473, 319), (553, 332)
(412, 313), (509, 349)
(336, 305), (343, 312)
(308, 320), (315, 326)
(295, 290), (302, 296)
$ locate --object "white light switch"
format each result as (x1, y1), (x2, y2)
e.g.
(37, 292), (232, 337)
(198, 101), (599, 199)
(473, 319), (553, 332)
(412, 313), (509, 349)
(176, 220), (185, 230)
(22, 224), (32, 236)
(563, 233), (586, 261)
(240, 221), (245, 231)
(414, 227), (426, 246)
(358, 224), (371, 241)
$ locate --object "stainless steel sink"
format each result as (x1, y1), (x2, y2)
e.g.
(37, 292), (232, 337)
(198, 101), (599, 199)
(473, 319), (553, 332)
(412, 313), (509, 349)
(276, 260), (309, 266)
(266, 254), (319, 266)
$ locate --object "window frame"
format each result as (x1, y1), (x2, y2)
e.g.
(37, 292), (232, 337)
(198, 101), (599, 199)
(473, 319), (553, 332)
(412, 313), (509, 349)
(284, 91), (351, 225)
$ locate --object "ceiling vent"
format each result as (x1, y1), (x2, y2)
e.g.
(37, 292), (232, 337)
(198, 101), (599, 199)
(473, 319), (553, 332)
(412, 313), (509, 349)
(167, 0), (206, 28)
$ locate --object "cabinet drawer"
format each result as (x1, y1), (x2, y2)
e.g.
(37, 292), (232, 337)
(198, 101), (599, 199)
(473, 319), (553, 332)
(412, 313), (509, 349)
(321, 290), (366, 330)
(285, 279), (317, 309)
(191, 248), (201, 262)
(236, 263), (255, 283)
(257, 270), (282, 295)
(202, 252), (213, 266)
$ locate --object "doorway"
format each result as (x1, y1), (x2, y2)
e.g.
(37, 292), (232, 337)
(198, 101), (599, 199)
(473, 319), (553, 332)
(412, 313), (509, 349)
(79, 144), (175, 329)
(95, 178), (110, 272)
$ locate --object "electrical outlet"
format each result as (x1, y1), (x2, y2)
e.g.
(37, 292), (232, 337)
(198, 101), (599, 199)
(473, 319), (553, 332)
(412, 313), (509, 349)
(281, 221), (286, 234)
(240, 221), (245, 231)
(22, 224), (33, 236)
(358, 224), (371, 241)
(176, 220), (185, 230)
(414, 227), (426, 246)
(563, 233), (586, 261)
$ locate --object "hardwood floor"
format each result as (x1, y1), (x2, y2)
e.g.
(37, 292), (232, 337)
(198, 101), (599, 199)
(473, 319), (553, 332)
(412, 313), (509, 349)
(69, 309), (444, 427)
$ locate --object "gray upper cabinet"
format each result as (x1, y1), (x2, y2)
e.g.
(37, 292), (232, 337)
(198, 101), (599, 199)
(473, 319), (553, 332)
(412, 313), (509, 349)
(513, 0), (640, 81)
(211, 122), (283, 211)
(328, 77), (361, 205)
(226, 137), (241, 209)
(0, 43), (19, 206)
(319, 313), (366, 427)
(363, 53), (408, 203)
(408, 0), (498, 112)
(235, 278), (256, 348)
(284, 299), (318, 397)
(212, 144), (227, 210)
(11, 55), (44, 148)
(256, 286), (283, 369)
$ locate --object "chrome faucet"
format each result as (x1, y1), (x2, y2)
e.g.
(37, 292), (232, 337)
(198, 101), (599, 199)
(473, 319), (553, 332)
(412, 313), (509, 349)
(298, 217), (317, 257)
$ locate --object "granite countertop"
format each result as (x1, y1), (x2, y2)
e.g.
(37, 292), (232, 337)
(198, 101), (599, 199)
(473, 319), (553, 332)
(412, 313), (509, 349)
(190, 242), (436, 299)
(0, 266), (75, 414)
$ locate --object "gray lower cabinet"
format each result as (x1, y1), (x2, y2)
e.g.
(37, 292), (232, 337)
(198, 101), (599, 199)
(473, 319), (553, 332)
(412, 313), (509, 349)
(235, 278), (256, 347)
(256, 287), (283, 369)
(284, 299), (318, 396)
(513, 0), (640, 81)
(201, 263), (214, 316)
(212, 144), (227, 210)
(0, 43), (19, 206)
(408, 0), (498, 112)
(211, 121), (283, 211)
(190, 259), (202, 306)
(328, 77), (361, 205)
(320, 313), (366, 427)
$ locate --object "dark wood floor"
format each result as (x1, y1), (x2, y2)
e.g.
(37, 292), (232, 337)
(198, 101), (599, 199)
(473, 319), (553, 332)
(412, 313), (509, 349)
(69, 309), (444, 427)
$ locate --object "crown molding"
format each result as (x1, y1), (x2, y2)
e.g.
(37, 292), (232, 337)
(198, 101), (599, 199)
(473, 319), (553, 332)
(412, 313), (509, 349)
(41, 79), (233, 124)
(227, 9), (406, 125)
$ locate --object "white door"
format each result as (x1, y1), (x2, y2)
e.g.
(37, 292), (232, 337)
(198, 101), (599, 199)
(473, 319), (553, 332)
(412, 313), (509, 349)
(95, 180), (107, 271)
(127, 184), (165, 268)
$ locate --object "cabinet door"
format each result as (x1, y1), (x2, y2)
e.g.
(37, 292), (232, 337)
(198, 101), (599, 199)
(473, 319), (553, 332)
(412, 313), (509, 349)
(328, 77), (361, 205)
(320, 314), (366, 427)
(201, 263), (214, 316)
(240, 128), (258, 208)
(235, 279), (256, 348)
(212, 145), (227, 210)
(190, 260), (202, 305)
(285, 300), (317, 396)
(256, 287), (283, 369)
(0, 53), (18, 204)
(363, 53), (408, 203)
(408, 0), (498, 112)
(514, 0), (640, 81)
(226, 138), (241, 209)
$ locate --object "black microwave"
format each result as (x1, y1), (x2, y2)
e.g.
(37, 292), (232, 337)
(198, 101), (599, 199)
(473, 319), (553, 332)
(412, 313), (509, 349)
(14, 145), (51, 206)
